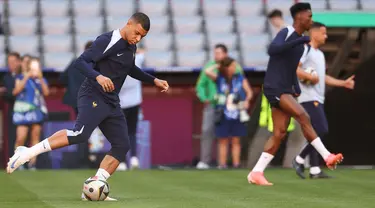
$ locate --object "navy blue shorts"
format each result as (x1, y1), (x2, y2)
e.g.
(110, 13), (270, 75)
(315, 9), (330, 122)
(215, 118), (247, 138)
(68, 84), (129, 160)
(263, 89), (283, 109)
(301, 101), (328, 137)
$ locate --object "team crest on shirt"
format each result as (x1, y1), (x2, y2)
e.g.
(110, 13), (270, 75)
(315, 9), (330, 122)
(92, 101), (98, 108)
(314, 101), (319, 107)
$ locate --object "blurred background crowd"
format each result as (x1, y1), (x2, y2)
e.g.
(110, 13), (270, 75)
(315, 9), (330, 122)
(0, 0), (375, 170)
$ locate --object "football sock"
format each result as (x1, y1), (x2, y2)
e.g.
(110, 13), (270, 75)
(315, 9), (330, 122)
(295, 155), (305, 164)
(310, 137), (331, 160)
(252, 152), (274, 172)
(28, 139), (52, 158)
(96, 168), (110, 180)
(310, 166), (321, 175)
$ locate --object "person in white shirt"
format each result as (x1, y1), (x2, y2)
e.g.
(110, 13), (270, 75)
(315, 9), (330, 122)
(117, 48), (145, 170)
(292, 22), (355, 179)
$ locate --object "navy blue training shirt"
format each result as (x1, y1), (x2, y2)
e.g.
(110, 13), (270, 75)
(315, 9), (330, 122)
(263, 26), (310, 95)
(73, 29), (155, 105)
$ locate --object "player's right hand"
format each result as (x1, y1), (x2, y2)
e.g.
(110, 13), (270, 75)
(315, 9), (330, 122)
(96, 75), (115, 92)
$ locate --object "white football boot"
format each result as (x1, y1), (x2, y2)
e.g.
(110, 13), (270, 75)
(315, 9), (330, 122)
(7, 146), (31, 174)
(130, 157), (139, 170)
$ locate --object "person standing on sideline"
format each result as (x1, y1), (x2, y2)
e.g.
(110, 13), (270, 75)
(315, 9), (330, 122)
(195, 44), (243, 169)
(117, 47), (146, 171)
(2, 52), (21, 158)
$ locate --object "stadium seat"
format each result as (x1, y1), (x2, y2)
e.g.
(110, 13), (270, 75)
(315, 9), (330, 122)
(105, 0), (134, 17)
(43, 17), (71, 35)
(41, 0), (69, 17)
(240, 34), (269, 52)
(147, 16), (170, 33)
(235, 0), (263, 17)
(9, 36), (39, 54)
(75, 18), (104, 35)
(144, 51), (173, 67)
(174, 16), (202, 34)
(0, 54), (5, 68)
(205, 17), (234, 34)
(9, 0), (37, 17)
(171, 0), (200, 17)
(8, 17), (37, 36)
(107, 17), (127, 30)
(362, 0), (375, 11)
(203, 0), (232, 17)
(266, 0), (295, 15)
(139, 0), (168, 17)
(73, 0), (101, 17)
(208, 33), (237, 51)
(177, 51), (206, 67)
(243, 50), (269, 68)
(330, 0), (358, 11)
(175, 33), (205, 52)
(75, 35), (98, 55)
(44, 52), (75, 72)
(303, 0), (327, 11)
(143, 33), (172, 51)
(43, 35), (72, 53)
(228, 50), (240, 61)
(237, 16), (266, 35)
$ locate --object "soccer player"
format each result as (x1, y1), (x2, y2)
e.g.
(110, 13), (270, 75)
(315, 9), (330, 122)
(6, 12), (169, 200)
(247, 3), (343, 186)
(292, 22), (354, 179)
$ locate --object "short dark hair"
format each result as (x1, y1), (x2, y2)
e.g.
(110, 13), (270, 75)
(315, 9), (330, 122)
(220, 57), (235, 68)
(290, 2), (311, 18)
(267, 9), (283, 19)
(311, 21), (326, 29)
(84, 41), (93, 50)
(7, 51), (21, 59)
(21, 54), (32, 61)
(214, 44), (228, 53)
(131, 12), (151, 31)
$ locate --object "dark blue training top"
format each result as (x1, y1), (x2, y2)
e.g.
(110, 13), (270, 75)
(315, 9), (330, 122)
(263, 26), (310, 95)
(73, 29), (155, 105)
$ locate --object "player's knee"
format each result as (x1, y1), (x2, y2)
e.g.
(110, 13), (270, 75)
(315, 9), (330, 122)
(66, 127), (90, 145)
(274, 128), (287, 140)
(110, 140), (130, 162)
(296, 111), (310, 125)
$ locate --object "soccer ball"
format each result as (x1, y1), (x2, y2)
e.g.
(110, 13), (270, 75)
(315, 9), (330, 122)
(300, 67), (318, 85)
(82, 177), (110, 201)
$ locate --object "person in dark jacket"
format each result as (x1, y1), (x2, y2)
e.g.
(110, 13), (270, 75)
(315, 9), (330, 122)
(2, 52), (21, 158)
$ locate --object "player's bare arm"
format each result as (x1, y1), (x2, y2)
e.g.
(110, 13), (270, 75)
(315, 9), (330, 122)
(204, 64), (219, 80)
(242, 79), (253, 109)
(325, 75), (355, 89)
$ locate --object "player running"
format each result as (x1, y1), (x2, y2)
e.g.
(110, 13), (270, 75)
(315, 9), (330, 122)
(292, 22), (354, 179)
(7, 13), (169, 200)
(247, 2), (343, 186)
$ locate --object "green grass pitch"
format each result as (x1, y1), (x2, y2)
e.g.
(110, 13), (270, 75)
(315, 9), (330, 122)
(0, 169), (374, 208)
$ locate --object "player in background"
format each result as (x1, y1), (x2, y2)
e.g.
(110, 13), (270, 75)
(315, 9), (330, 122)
(292, 22), (355, 179)
(6, 12), (169, 201)
(247, 3), (343, 186)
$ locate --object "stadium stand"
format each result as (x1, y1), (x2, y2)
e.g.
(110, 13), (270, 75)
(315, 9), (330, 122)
(0, 0), (373, 72)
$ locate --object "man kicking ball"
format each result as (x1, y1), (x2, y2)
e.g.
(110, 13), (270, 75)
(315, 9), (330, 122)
(7, 12), (169, 200)
(247, 2), (343, 186)
(292, 22), (354, 179)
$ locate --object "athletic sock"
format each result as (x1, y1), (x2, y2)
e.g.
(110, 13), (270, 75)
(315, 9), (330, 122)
(310, 137), (331, 160)
(28, 139), (52, 158)
(95, 168), (111, 180)
(252, 152), (274, 173)
(295, 155), (305, 164)
(310, 166), (321, 175)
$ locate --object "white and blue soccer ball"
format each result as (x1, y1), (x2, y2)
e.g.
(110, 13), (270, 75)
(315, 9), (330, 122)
(82, 177), (110, 201)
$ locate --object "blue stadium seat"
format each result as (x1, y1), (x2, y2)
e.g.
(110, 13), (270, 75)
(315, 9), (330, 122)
(177, 51), (206, 67)
(43, 35), (72, 53)
(203, 0), (232, 17)
(139, 0), (168, 17)
(43, 17), (71, 35)
(144, 51), (173, 68)
(41, 0), (69, 17)
(75, 17), (104, 35)
(143, 33), (172, 51)
(9, 0), (37, 17)
(205, 17), (234, 34)
(44, 52), (75, 72)
(175, 33), (205, 52)
(174, 16), (202, 34)
(9, 36), (39, 54)
(73, 0), (101, 17)
(171, 0), (200, 17)
(9, 17), (37, 35)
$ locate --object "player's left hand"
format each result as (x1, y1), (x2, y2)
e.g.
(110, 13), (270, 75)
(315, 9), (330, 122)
(343, 75), (355, 89)
(154, 78), (169, 92)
